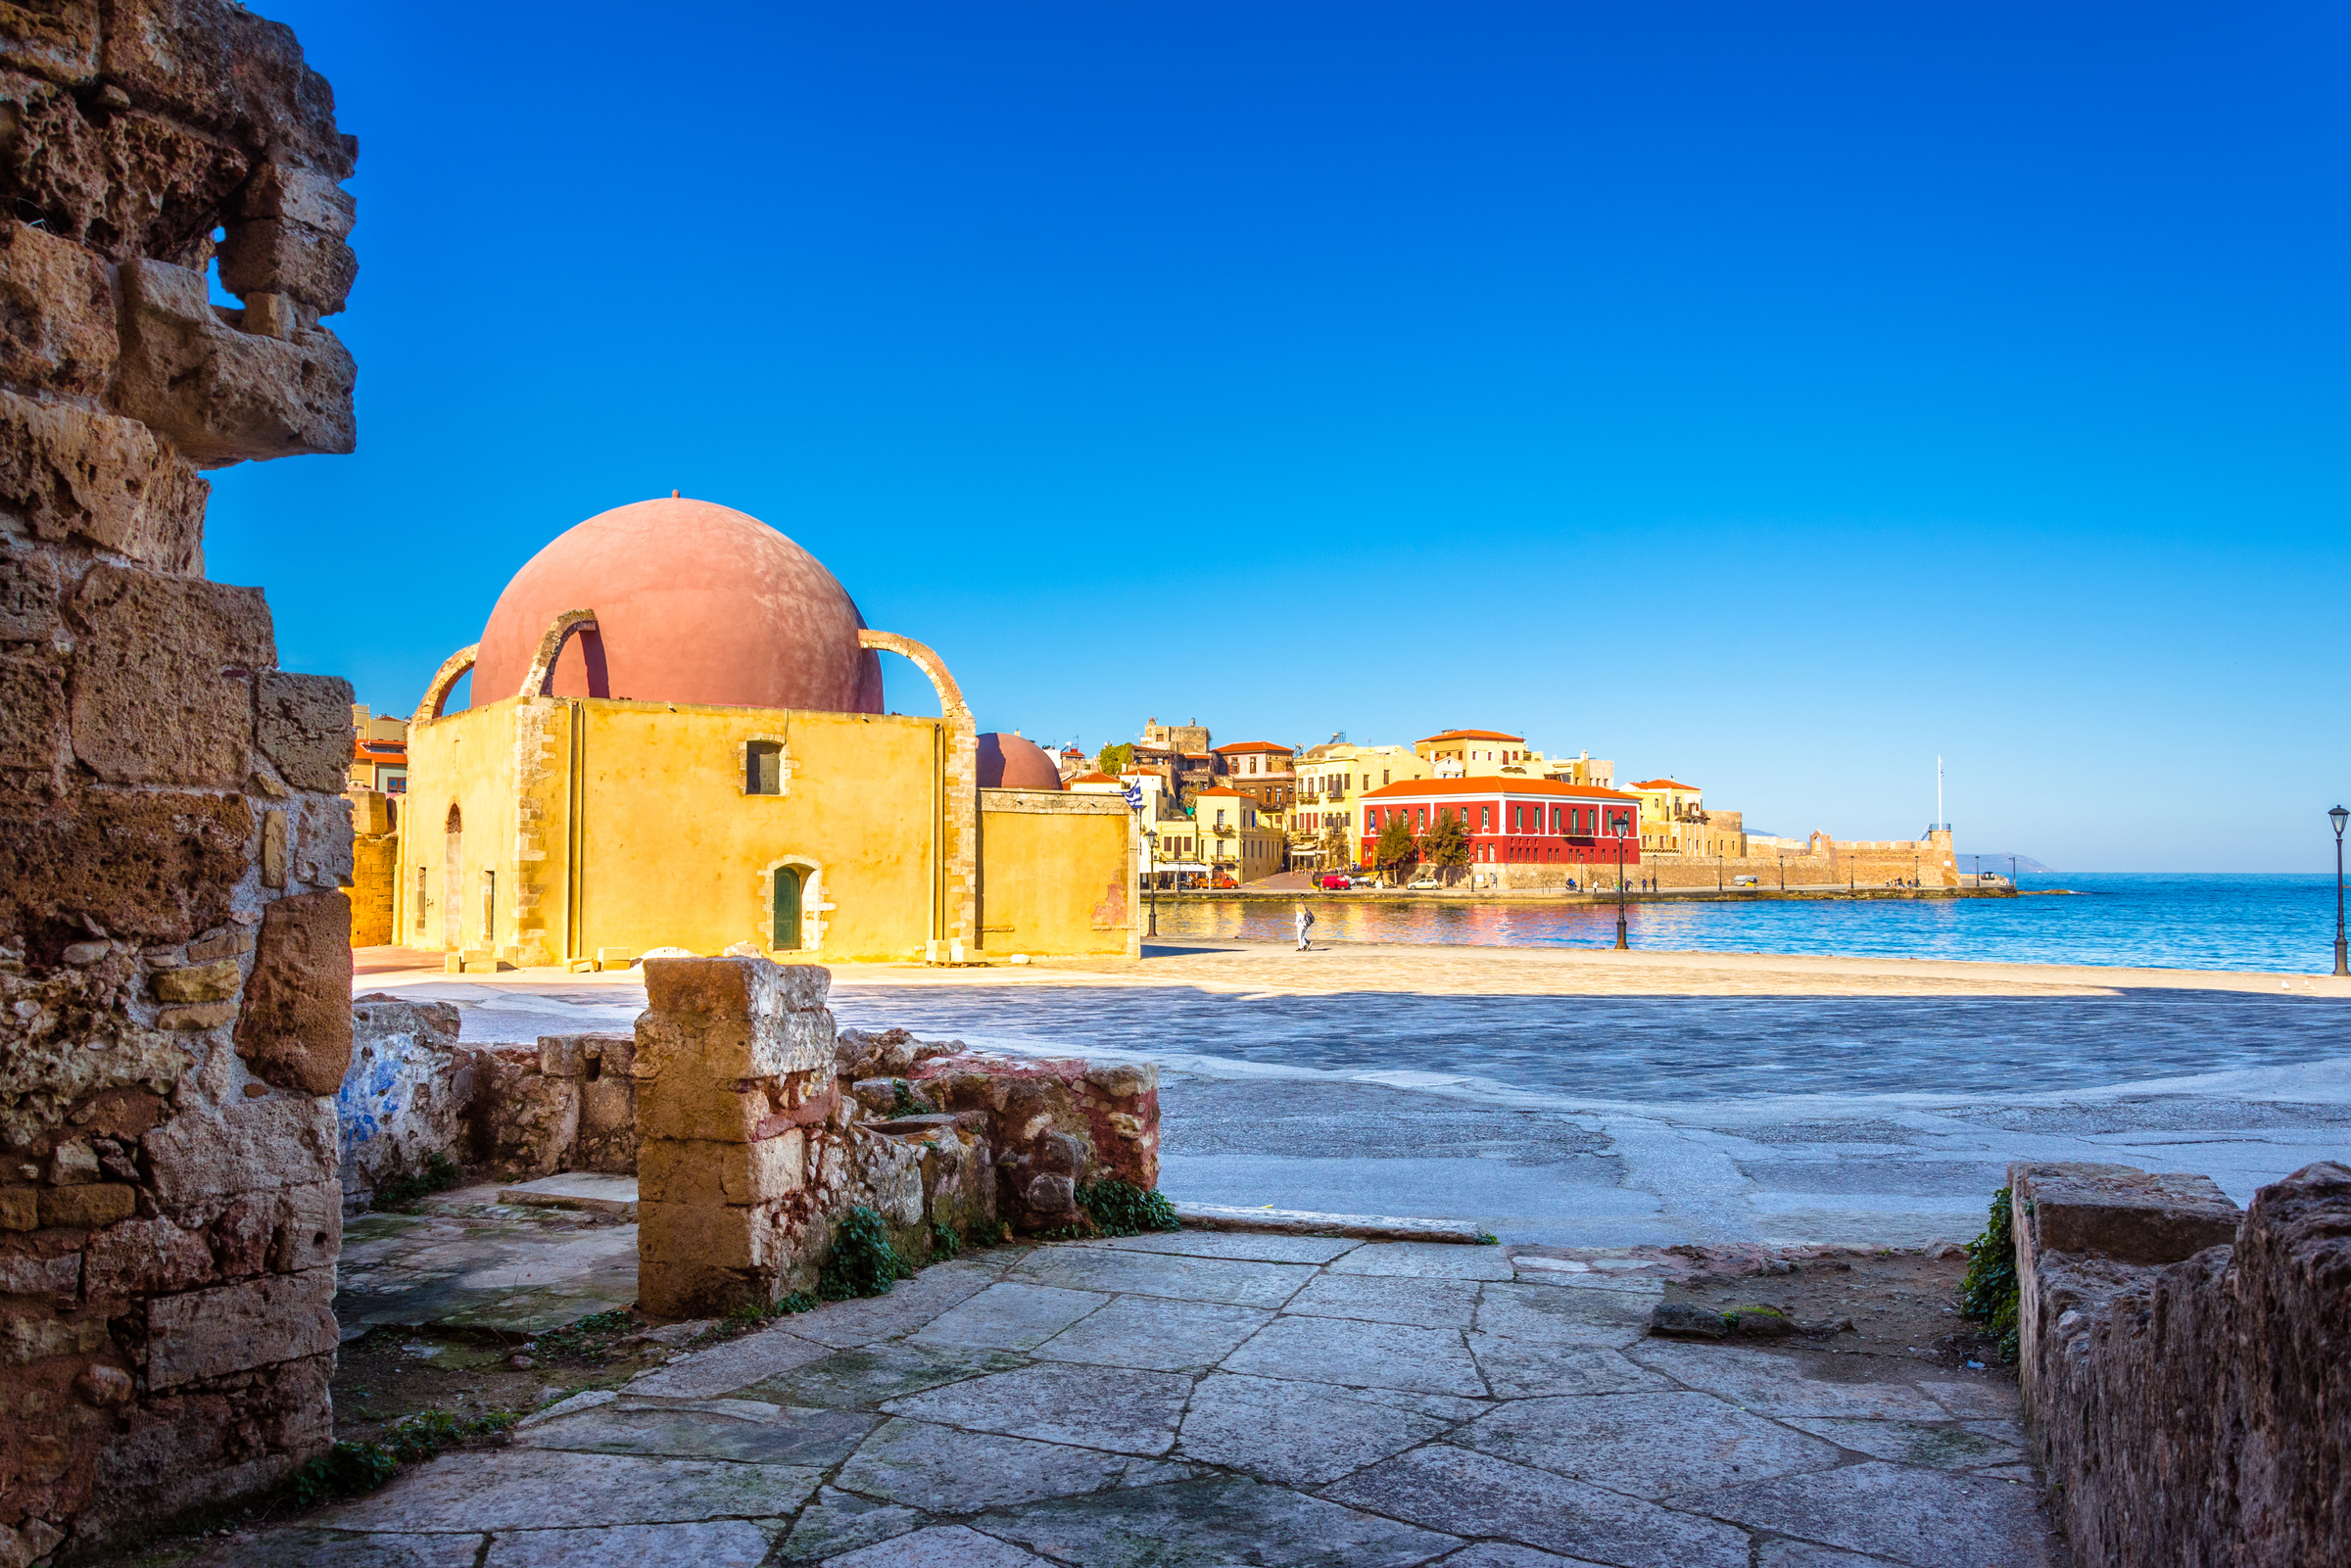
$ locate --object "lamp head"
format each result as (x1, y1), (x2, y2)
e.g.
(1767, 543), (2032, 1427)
(2332, 804), (2349, 835)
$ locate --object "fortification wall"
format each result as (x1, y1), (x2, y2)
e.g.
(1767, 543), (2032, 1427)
(0, 2), (359, 1550)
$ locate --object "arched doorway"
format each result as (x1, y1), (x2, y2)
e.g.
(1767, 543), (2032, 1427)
(443, 804), (463, 951)
(772, 865), (803, 951)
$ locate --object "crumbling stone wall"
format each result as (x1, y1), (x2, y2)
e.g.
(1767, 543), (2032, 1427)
(898, 1044), (1158, 1232)
(338, 996), (459, 1212)
(2012, 1160), (2351, 1567)
(0, 1), (358, 1551)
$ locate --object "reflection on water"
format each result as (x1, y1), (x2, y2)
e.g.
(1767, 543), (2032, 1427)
(1150, 874), (2346, 974)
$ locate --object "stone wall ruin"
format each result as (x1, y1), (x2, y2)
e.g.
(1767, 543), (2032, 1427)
(2012, 1159), (2351, 1567)
(0, 0), (359, 1552)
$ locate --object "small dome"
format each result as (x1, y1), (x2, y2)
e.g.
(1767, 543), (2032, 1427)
(977, 733), (1064, 790)
(471, 497), (884, 712)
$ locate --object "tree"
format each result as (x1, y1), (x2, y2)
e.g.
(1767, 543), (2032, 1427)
(1320, 821), (1352, 874)
(1096, 741), (1134, 775)
(1372, 813), (1420, 883)
(1419, 812), (1472, 883)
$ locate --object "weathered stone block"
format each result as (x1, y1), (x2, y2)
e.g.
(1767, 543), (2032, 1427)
(0, 784), (249, 946)
(80, 1214), (212, 1300)
(232, 889), (351, 1096)
(108, 258), (356, 466)
(144, 1266), (336, 1388)
(37, 1182), (133, 1226)
(0, 652), (63, 769)
(155, 1000), (233, 1030)
(457, 1046), (579, 1180)
(337, 996), (462, 1210)
(98, 0), (350, 177)
(634, 1073), (773, 1144)
(0, 1247), (81, 1298)
(0, 1), (98, 87)
(240, 160), (355, 237)
(0, 1189), (34, 1229)
(0, 71), (248, 265)
(68, 563), (269, 787)
(151, 957), (236, 1002)
(217, 215), (356, 314)
(0, 537), (58, 641)
(255, 670), (354, 791)
(143, 1093), (336, 1209)
(269, 1178), (339, 1272)
(0, 389), (207, 570)
(2012, 1161), (2241, 1263)
(640, 1132), (802, 1208)
(0, 217), (115, 397)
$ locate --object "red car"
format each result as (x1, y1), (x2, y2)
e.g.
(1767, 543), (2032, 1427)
(1318, 874), (1351, 890)
(1210, 875), (1240, 889)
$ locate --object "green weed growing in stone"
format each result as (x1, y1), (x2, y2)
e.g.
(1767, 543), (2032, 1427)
(370, 1153), (463, 1212)
(533, 1307), (636, 1361)
(929, 1221), (962, 1259)
(722, 1291), (819, 1329)
(1076, 1178), (1181, 1237)
(290, 1441), (397, 1506)
(1474, 1231), (1501, 1246)
(1960, 1185), (2022, 1362)
(888, 1079), (933, 1118)
(289, 1408), (518, 1507)
(819, 1206), (916, 1300)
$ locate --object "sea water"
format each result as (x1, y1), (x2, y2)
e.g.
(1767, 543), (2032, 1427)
(1152, 873), (2350, 974)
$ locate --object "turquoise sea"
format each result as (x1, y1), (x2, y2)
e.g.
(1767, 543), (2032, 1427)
(1152, 874), (2350, 974)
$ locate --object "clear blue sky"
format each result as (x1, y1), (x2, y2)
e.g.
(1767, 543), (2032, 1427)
(216, 3), (2348, 873)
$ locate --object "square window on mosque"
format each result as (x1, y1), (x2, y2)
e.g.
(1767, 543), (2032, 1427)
(747, 741), (784, 795)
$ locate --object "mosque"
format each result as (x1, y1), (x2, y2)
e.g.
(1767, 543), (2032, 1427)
(394, 497), (1135, 966)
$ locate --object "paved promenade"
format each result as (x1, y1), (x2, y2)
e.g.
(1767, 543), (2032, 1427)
(222, 1232), (2057, 1566)
(360, 940), (2351, 1246)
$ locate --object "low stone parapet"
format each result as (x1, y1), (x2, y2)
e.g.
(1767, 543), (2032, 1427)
(2012, 1159), (2351, 1567)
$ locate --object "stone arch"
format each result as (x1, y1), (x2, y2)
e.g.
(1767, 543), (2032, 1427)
(857, 629), (974, 958)
(414, 643), (479, 725)
(517, 608), (599, 700)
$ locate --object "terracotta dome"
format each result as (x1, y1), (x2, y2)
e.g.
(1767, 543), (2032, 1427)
(470, 497), (884, 712)
(976, 733), (1064, 790)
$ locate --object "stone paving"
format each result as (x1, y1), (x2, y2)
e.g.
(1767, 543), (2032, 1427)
(216, 1233), (2055, 1567)
(336, 1185), (638, 1338)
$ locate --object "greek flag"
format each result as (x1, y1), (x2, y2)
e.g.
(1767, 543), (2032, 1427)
(1123, 780), (1144, 809)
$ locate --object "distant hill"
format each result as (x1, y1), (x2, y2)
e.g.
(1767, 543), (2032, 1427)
(1959, 853), (2057, 875)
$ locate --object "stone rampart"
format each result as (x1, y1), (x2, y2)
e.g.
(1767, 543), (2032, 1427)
(0, 1), (359, 1550)
(2012, 1159), (2351, 1567)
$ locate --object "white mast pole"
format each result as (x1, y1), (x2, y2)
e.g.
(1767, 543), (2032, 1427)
(1937, 755), (1944, 830)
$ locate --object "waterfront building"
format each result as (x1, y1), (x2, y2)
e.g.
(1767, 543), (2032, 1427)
(1192, 785), (1284, 881)
(349, 704), (409, 793)
(1214, 740), (1296, 813)
(1293, 742), (1426, 868)
(1359, 777), (1643, 880)
(1416, 728), (1542, 777)
(1629, 778), (1748, 859)
(396, 497), (1134, 966)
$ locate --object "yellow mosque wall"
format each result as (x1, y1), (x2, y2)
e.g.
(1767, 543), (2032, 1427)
(977, 789), (1137, 958)
(397, 694), (1135, 966)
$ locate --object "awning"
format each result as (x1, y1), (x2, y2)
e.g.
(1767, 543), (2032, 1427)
(1148, 862), (1212, 874)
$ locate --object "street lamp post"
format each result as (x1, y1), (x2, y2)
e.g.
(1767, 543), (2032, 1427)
(1140, 825), (1159, 938)
(2331, 805), (2348, 977)
(1614, 815), (1630, 950)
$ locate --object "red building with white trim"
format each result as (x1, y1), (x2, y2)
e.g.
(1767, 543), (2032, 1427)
(1359, 777), (1642, 872)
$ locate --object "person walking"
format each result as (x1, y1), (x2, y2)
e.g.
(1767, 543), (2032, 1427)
(1295, 903), (1316, 951)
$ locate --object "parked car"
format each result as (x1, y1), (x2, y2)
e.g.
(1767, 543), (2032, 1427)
(1408, 879), (1442, 889)
(1318, 874), (1351, 890)
(1210, 875), (1239, 889)
(1733, 875), (1758, 887)
(1351, 875), (1379, 887)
